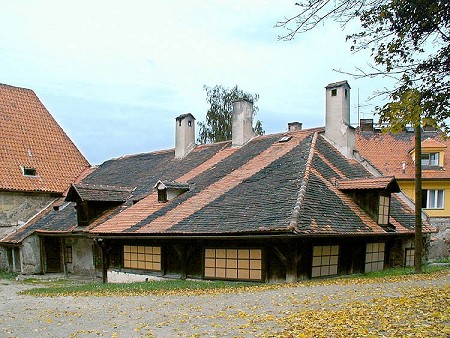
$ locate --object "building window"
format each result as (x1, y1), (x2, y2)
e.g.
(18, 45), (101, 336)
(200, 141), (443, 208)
(157, 189), (168, 203)
(405, 247), (415, 267)
(365, 242), (385, 273)
(331, 89), (337, 96)
(421, 152), (439, 167)
(422, 189), (444, 209)
(204, 248), (262, 281)
(311, 245), (339, 278)
(378, 195), (390, 224)
(23, 167), (37, 176)
(123, 245), (161, 271)
(65, 246), (73, 264)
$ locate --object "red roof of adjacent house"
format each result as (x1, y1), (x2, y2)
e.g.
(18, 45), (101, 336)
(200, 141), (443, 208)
(0, 84), (90, 194)
(356, 130), (450, 180)
(336, 176), (399, 192)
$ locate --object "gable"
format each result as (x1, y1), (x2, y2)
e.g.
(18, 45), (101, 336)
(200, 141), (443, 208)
(0, 84), (90, 194)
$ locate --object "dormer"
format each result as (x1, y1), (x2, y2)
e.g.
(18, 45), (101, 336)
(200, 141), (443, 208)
(154, 180), (190, 203)
(66, 184), (134, 226)
(336, 176), (400, 229)
(410, 138), (446, 170)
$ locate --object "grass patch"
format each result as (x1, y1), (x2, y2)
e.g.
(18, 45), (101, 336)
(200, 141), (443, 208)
(18, 264), (449, 297)
(20, 279), (257, 297)
(0, 270), (18, 281)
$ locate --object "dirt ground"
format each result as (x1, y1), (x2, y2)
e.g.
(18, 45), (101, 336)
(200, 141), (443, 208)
(0, 272), (448, 338)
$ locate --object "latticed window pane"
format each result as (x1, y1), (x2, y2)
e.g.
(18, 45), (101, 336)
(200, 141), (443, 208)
(123, 245), (161, 271)
(204, 248), (262, 281)
(311, 245), (339, 278)
(378, 195), (390, 224)
(365, 242), (385, 273)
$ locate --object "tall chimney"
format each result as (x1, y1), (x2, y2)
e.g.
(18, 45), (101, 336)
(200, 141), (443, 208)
(324, 80), (355, 158)
(175, 113), (196, 159)
(232, 100), (254, 147)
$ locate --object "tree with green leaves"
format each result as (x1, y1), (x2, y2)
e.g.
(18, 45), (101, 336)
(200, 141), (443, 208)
(197, 85), (264, 144)
(277, 1), (450, 273)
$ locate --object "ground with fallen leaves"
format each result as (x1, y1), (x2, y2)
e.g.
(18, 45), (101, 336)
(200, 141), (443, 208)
(1, 271), (448, 337)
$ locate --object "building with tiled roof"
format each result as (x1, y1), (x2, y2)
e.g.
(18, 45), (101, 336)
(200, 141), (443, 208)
(1, 81), (434, 282)
(0, 83), (90, 272)
(356, 129), (450, 260)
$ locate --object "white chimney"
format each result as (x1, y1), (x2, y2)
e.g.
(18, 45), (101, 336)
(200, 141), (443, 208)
(324, 80), (355, 158)
(175, 113), (196, 159)
(232, 100), (254, 147)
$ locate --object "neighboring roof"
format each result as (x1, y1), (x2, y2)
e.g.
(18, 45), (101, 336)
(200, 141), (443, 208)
(3, 126), (432, 244)
(0, 84), (90, 193)
(66, 184), (135, 202)
(336, 176), (400, 192)
(356, 130), (450, 180)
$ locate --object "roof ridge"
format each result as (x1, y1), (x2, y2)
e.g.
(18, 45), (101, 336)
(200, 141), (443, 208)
(290, 131), (319, 229)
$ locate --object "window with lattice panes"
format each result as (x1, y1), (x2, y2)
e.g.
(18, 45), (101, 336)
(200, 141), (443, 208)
(123, 245), (161, 271)
(65, 246), (73, 264)
(405, 247), (415, 267)
(311, 245), (339, 278)
(204, 248), (262, 281)
(378, 195), (390, 225)
(365, 242), (385, 273)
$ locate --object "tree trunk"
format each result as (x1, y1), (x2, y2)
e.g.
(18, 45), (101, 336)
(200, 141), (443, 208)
(414, 125), (423, 273)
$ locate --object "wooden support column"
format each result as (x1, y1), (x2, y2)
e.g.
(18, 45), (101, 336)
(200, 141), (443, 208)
(173, 243), (192, 280)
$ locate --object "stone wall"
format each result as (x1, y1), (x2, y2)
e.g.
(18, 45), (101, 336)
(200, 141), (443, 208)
(428, 217), (450, 260)
(64, 237), (96, 275)
(0, 191), (57, 271)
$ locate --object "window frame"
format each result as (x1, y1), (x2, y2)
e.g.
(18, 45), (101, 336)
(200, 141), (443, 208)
(123, 245), (162, 271)
(378, 194), (390, 225)
(311, 245), (339, 278)
(365, 242), (385, 273)
(422, 189), (444, 209)
(421, 152), (440, 167)
(204, 248), (263, 281)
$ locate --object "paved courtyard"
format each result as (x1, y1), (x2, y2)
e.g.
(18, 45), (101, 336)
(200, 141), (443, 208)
(0, 272), (448, 337)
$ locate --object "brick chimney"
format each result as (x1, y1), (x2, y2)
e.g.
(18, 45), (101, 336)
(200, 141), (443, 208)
(232, 100), (254, 147)
(324, 80), (355, 158)
(175, 113), (196, 159)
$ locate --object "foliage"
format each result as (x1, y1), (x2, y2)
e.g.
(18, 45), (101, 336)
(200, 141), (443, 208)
(197, 85), (264, 144)
(277, 0), (450, 132)
(19, 265), (449, 297)
(0, 270), (18, 280)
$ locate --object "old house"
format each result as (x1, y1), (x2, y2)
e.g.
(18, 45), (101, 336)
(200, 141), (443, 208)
(1, 81), (434, 282)
(356, 126), (450, 260)
(0, 83), (90, 273)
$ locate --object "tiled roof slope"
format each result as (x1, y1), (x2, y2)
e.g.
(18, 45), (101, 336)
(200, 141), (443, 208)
(0, 84), (90, 193)
(3, 127), (430, 243)
(356, 130), (450, 180)
(88, 129), (423, 236)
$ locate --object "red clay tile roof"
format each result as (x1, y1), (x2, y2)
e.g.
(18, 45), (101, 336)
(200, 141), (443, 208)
(0, 84), (90, 193)
(336, 176), (400, 192)
(356, 130), (450, 180)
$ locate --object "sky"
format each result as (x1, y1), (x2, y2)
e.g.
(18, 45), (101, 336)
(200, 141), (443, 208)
(1, 0), (394, 165)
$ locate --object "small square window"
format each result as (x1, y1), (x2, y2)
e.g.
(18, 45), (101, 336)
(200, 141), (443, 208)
(23, 167), (37, 176)
(331, 89), (337, 96)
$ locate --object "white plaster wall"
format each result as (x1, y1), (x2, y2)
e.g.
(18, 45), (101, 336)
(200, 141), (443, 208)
(107, 269), (162, 283)
(21, 235), (41, 274)
(65, 237), (96, 275)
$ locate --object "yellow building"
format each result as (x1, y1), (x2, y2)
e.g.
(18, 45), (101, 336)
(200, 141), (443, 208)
(356, 129), (450, 259)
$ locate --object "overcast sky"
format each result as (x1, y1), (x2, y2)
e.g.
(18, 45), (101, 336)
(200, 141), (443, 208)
(1, 1), (393, 165)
